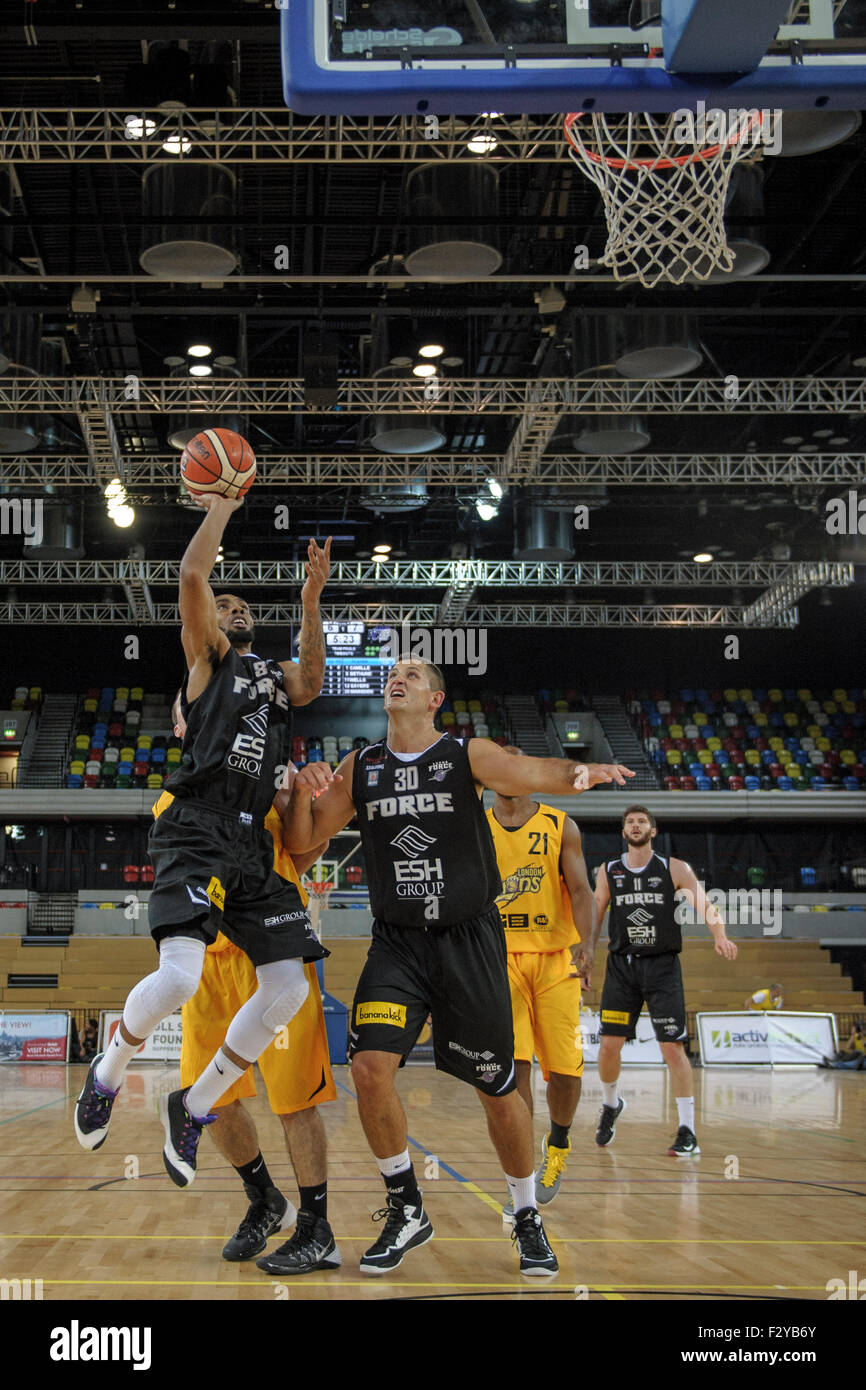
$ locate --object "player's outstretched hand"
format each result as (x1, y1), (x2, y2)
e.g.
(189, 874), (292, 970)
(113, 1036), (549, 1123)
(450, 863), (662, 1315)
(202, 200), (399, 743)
(193, 493), (245, 513)
(573, 763), (635, 790)
(294, 763), (342, 796)
(301, 536), (332, 606)
(715, 935), (738, 961)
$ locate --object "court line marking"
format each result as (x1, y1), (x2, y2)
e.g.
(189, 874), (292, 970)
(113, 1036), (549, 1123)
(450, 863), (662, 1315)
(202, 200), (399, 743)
(23, 1279), (835, 1290)
(2, 1234), (862, 1244)
(334, 1077), (504, 1215)
(0, 1098), (68, 1126)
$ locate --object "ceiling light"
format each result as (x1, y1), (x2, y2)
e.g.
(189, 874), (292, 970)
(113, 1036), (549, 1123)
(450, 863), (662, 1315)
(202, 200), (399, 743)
(373, 542), (392, 554)
(812, 428), (833, 439)
(853, 355), (866, 368)
(467, 133), (498, 154)
(162, 132), (192, 155)
(829, 435), (849, 445)
(412, 362), (436, 378)
(389, 355), (413, 368)
(189, 363), (213, 377)
(104, 478), (124, 500)
(781, 436), (803, 446)
(187, 344), (212, 358)
(487, 477), (504, 500)
(124, 115), (157, 140)
(441, 355), (464, 368)
(418, 344), (444, 359)
(476, 500), (498, 521)
(692, 552), (714, 564)
(110, 505), (136, 529)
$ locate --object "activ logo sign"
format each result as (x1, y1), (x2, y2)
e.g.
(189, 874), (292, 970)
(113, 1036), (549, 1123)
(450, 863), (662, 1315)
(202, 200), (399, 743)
(711, 1028), (768, 1049)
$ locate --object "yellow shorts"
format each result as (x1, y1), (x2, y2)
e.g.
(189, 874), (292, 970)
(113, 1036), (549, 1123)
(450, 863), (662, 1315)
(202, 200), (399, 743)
(180, 937), (337, 1115)
(507, 948), (583, 1080)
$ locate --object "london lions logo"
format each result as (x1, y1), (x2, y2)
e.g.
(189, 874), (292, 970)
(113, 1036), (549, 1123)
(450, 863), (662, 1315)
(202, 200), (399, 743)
(390, 825), (437, 858)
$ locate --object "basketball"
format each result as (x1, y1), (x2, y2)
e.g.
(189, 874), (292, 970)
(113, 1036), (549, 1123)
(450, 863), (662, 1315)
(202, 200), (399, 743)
(179, 428), (256, 500)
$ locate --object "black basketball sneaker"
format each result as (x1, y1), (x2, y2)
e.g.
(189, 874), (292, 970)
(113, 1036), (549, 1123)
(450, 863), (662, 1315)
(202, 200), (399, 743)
(595, 1096), (626, 1147)
(512, 1207), (558, 1277)
(158, 1088), (216, 1188)
(359, 1194), (433, 1274)
(667, 1126), (701, 1157)
(73, 1053), (119, 1151)
(221, 1185), (296, 1262)
(256, 1211), (342, 1275)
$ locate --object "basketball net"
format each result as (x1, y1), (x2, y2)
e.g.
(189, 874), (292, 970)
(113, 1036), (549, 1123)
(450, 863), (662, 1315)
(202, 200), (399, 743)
(306, 879), (334, 940)
(564, 110), (762, 288)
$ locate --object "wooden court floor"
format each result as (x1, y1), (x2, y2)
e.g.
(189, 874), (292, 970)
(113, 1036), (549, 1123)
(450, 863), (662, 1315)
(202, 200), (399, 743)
(0, 1061), (863, 1302)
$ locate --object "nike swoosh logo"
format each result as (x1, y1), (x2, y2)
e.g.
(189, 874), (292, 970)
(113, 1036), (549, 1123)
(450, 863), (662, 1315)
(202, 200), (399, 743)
(215, 1063), (224, 1075)
(251, 1160), (264, 1173)
(314, 1191), (326, 1201)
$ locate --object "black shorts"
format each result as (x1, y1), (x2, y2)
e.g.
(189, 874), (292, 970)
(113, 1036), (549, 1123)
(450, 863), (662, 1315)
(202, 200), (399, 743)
(348, 906), (516, 1095)
(147, 798), (327, 969)
(599, 951), (687, 1043)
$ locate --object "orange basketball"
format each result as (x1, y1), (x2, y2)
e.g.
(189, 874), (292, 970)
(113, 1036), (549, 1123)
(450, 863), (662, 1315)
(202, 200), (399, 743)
(180, 428), (256, 500)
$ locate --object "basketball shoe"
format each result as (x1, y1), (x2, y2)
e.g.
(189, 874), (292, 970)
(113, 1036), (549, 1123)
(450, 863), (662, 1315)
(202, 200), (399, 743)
(74, 1053), (119, 1151)
(667, 1126), (700, 1157)
(256, 1211), (342, 1275)
(512, 1207), (558, 1277)
(535, 1134), (571, 1205)
(595, 1096), (626, 1147)
(222, 1185), (297, 1262)
(158, 1088), (216, 1188)
(359, 1194), (433, 1274)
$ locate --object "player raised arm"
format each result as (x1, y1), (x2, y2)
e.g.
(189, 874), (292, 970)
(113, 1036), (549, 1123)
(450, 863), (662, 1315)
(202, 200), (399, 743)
(281, 750), (356, 852)
(179, 495), (243, 697)
(671, 858), (738, 960)
(560, 817), (598, 987)
(279, 536), (332, 707)
(469, 739), (634, 796)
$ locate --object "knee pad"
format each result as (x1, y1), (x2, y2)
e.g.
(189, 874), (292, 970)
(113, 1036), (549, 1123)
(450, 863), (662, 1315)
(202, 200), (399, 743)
(257, 959), (310, 1033)
(124, 936), (205, 1036)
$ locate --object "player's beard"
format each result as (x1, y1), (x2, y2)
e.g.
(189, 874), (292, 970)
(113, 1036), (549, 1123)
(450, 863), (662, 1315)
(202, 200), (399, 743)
(227, 624), (254, 647)
(627, 830), (653, 847)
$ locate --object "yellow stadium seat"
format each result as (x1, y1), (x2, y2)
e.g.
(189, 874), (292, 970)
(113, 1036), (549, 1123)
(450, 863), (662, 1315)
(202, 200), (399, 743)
(816, 737), (831, 751)
(768, 737), (784, 751)
(840, 749), (856, 765)
(723, 689), (737, 703)
(822, 700), (837, 714)
(745, 750), (761, 765)
(698, 750), (713, 765)
(754, 713), (768, 727)
(707, 737), (721, 751)
(796, 689), (811, 703)
(738, 688), (753, 701)
(668, 724), (684, 738)
(767, 688), (782, 702)
(832, 688), (847, 702)
(778, 749), (792, 764)
(665, 749), (682, 765)
(783, 712), (798, 727)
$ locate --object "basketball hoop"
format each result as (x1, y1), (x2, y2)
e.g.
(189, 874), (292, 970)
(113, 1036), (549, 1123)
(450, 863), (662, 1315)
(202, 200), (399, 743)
(306, 879), (334, 939)
(563, 111), (763, 289)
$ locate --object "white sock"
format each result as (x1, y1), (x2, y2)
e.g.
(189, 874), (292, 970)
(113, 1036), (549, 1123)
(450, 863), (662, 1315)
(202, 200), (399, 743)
(376, 1150), (411, 1178)
(95, 1027), (138, 1092)
(601, 1081), (619, 1108)
(184, 1048), (246, 1119)
(676, 1096), (695, 1131)
(505, 1172), (536, 1216)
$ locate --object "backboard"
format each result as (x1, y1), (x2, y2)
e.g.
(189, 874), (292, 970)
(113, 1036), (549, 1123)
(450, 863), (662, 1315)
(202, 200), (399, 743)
(282, 0), (866, 115)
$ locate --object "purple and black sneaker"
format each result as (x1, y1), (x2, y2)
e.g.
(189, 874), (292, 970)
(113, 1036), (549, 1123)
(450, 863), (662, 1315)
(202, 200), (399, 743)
(73, 1053), (119, 1152)
(158, 1089), (216, 1188)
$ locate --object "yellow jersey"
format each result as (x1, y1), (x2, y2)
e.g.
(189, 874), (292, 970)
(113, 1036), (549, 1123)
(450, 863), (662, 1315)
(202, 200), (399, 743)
(750, 988), (782, 1011)
(486, 803), (579, 954)
(151, 790), (308, 955)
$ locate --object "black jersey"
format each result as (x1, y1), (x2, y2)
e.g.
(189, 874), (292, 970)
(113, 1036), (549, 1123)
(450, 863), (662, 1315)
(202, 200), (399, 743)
(166, 647), (292, 819)
(605, 852), (681, 956)
(351, 733), (501, 928)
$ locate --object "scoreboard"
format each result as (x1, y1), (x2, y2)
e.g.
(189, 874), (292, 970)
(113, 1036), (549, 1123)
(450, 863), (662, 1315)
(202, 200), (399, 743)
(293, 621), (394, 697)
